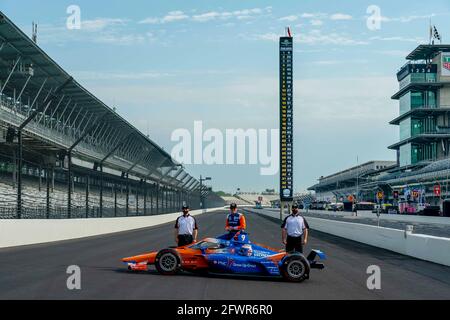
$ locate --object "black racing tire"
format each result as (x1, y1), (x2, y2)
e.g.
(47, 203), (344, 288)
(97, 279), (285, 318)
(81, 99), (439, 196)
(155, 249), (181, 275)
(280, 254), (310, 282)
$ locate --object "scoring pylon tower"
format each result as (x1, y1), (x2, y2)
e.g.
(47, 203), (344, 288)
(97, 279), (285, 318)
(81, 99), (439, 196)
(279, 27), (294, 220)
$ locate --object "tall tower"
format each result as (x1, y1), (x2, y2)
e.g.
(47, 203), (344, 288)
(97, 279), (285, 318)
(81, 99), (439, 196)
(389, 44), (450, 168)
(279, 29), (294, 206)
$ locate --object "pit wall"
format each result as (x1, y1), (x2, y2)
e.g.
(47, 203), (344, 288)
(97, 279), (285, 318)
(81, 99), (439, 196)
(247, 208), (450, 267)
(263, 207), (450, 226)
(0, 207), (223, 249)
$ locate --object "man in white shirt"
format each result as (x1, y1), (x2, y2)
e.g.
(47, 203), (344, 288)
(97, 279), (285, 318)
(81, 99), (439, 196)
(281, 203), (309, 253)
(174, 205), (198, 246)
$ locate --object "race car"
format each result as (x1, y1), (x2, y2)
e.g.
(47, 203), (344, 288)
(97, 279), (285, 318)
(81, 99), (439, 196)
(122, 232), (325, 282)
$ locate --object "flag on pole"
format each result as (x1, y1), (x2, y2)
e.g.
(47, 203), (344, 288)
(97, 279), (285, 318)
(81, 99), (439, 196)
(429, 23), (433, 44)
(286, 27), (292, 38)
(433, 26), (441, 43)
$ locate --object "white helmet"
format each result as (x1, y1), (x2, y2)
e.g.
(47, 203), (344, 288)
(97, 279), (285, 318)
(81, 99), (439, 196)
(239, 244), (253, 257)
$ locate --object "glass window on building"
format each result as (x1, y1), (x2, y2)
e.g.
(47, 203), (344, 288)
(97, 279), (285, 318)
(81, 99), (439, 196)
(411, 118), (423, 136)
(422, 117), (436, 134)
(400, 118), (411, 140)
(408, 91), (437, 109)
(399, 93), (411, 115)
(411, 144), (421, 164)
(425, 91), (436, 108)
(410, 73), (424, 83)
(425, 72), (437, 83)
(411, 91), (423, 108)
(399, 143), (412, 167)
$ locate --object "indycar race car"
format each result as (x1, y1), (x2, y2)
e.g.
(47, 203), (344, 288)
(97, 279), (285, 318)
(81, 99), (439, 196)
(122, 232), (325, 282)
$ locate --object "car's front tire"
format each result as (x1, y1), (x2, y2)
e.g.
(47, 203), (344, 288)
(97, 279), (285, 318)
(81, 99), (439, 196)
(155, 249), (181, 275)
(280, 254), (310, 282)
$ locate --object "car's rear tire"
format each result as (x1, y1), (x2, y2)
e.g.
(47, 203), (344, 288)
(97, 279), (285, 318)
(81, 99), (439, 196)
(280, 254), (310, 282)
(155, 249), (181, 275)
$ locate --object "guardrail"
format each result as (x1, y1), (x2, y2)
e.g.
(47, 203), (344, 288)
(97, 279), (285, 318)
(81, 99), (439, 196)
(0, 207), (223, 248)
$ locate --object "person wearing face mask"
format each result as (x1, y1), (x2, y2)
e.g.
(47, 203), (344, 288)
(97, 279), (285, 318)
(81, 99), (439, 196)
(281, 203), (309, 253)
(225, 203), (247, 236)
(174, 205), (198, 246)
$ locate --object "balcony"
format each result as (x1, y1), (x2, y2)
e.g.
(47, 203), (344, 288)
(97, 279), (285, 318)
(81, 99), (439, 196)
(390, 106), (450, 125)
(392, 82), (443, 100)
(389, 131), (450, 150)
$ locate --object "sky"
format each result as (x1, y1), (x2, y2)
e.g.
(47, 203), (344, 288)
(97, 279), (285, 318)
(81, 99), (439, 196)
(1, 0), (450, 194)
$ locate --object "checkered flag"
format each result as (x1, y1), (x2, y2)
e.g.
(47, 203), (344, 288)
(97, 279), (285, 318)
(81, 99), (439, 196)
(433, 26), (441, 42)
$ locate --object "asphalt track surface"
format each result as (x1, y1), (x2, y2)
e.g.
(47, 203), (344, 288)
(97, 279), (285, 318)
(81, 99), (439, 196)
(0, 210), (449, 300)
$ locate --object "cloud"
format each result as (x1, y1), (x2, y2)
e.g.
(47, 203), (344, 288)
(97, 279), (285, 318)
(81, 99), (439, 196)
(312, 59), (368, 65)
(279, 15), (298, 22)
(140, 11), (189, 24)
(81, 18), (128, 31)
(330, 13), (352, 20)
(141, 7), (270, 24)
(300, 13), (326, 19)
(297, 30), (368, 45)
(192, 12), (223, 22)
(380, 13), (437, 23)
(161, 11), (189, 23)
(73, 70), (172, 81)
(248, 29), (367, 46)
(370, 35), (425, 43)
(139, 17), (160, 24)
(310, 20), (323, 26)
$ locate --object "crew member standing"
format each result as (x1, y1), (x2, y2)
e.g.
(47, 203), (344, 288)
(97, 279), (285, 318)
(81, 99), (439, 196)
(225, 203), (246, 237)
(174, 205), (198, 246)
(281, 203), (309, 253)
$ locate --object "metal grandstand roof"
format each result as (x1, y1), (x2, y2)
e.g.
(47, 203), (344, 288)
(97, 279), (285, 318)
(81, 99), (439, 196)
(0, 11), (196, 188)
(374, 157), (450, 186)
(406, 44), (450, 60)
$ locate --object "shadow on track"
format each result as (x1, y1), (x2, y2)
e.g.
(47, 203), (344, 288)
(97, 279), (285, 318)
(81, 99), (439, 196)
(113, 267), (288, 283)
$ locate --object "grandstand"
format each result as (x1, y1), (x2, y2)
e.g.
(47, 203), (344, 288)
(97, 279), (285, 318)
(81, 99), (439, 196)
(221, 196), (249, 206)
(308, 44), (450, 210)
(308, 161), (396, 202)
(268, 193), (315, 208)
(221, 192), (280, 207)
(236, 193), (279, 206)
(0, 11), (224, 218)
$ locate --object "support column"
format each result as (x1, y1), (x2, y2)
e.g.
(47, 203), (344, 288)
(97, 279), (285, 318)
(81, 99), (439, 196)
(143, 180), (147, 215)
(99, 164), (103, 217)
(39, 167), (42, 192)
(125, 174), (129, 216)
(46, 166), (50, 219)
(150, 184), (154, 215)
(16, 130), (22, 219)
(156, 183), (159, 214)
(114, 182), (117, 217)
(85, 175), (89, 218)
(136, 184), (139, 215)
(163, 186), (167, 213)
(67, 151), (72, 218)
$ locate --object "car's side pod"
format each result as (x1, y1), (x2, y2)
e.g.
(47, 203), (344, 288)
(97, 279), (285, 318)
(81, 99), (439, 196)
(307, 249), (326, 270)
